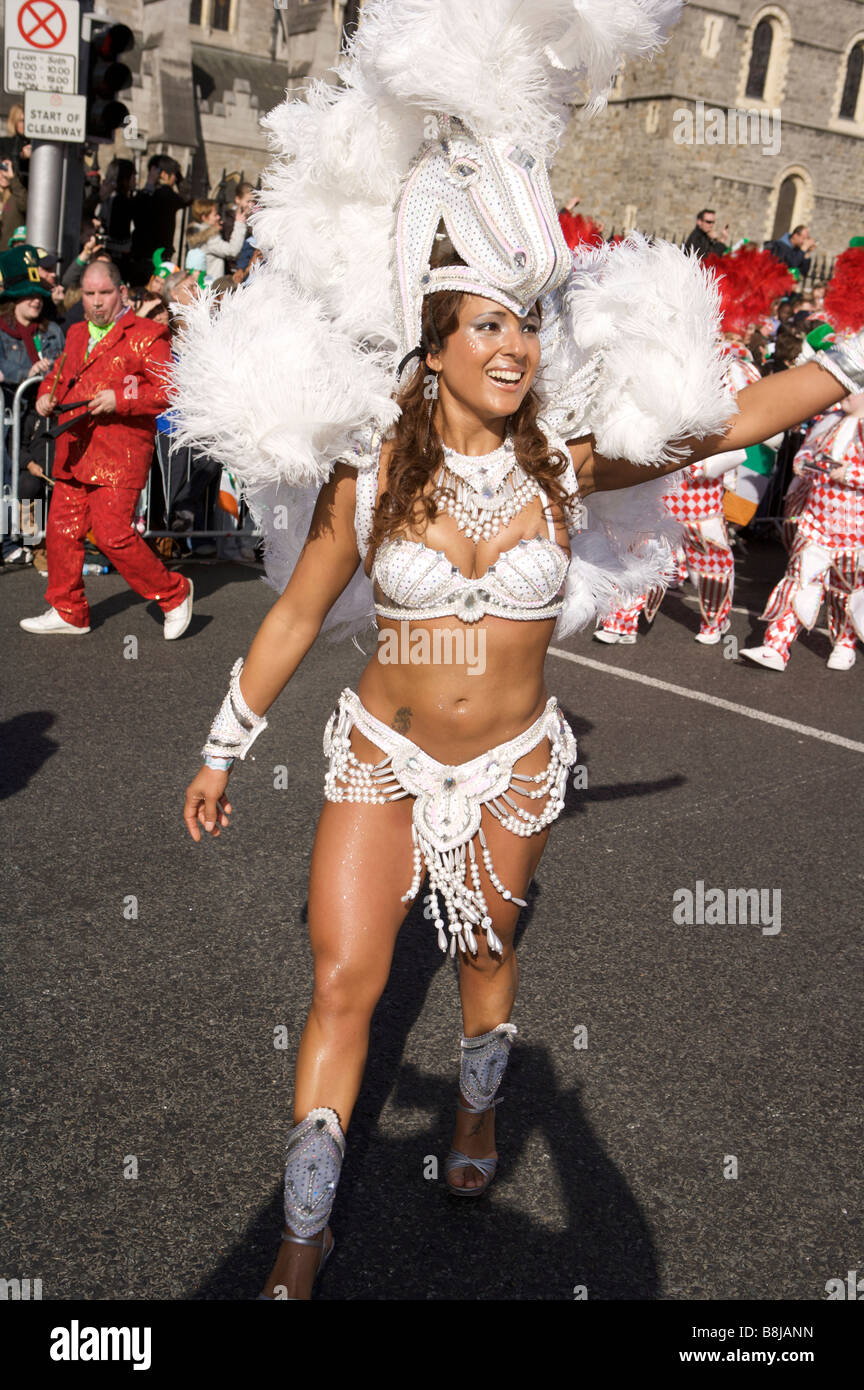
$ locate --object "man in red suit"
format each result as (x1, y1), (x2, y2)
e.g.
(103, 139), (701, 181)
(19, 259), (193, 638)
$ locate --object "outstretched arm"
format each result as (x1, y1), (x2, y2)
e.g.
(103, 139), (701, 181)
(183, 463), (362, 841)
(237, 462), (362, 716)
(575, 361), (848, 496)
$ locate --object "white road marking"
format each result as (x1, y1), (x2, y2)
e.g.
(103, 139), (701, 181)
(547, 648), (864, 755)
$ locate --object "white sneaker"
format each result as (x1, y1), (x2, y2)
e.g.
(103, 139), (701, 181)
(694, 621), (731, 646)
(4, 544), (33, 566)
(740, 645), (786, 672)
(826, 646), (856, 671)
(593, 629), (637, 645)
(19, 607), (90, 635)
(163, 579), (194, 640)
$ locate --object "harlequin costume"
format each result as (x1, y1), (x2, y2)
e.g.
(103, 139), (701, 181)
(169, 0), (864, 1275)
(742, 242), (864, 671)
(741, 406), (864, 670)
(19, 306), (192, 636)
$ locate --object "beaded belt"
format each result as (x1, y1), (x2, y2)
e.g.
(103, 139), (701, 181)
(323, 688), (578, 957)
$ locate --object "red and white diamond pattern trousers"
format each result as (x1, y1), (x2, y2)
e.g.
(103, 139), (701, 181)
(600, 586), (665, 636)
(762, 537), (861, 660)
(45, 478), (190, 628)
(683, 522), (734, 634)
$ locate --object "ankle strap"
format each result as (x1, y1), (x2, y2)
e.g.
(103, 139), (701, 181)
(457, 1095), (502, 1114)
(282, 1231), (325, 1248)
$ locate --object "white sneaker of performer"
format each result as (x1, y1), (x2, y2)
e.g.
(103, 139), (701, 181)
(694, 620), (731, 646)
(593, 629), (637, 645)
(740, 645), (786, 672)
(826, 645), (856, 671)
(19, 607), (90, 635)
(163, 580), (194, 641)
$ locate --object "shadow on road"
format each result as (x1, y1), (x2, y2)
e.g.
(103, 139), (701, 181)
(0, 711), (58, 800)
(192, 876), (659, 1300)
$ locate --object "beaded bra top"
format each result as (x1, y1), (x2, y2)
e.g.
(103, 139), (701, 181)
(354, 435), (581, 624)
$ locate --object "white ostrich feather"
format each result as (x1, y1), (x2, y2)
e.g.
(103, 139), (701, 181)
(168, 267), (400, 491)
(559, 473), (684, 635)
(558, 235), (736, 467)
(347, 0), (682, 152)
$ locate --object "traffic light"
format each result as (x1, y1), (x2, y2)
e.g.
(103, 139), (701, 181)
(85, 23), (134, 141)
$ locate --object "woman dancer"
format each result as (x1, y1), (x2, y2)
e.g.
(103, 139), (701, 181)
(174, 1), (863, 1300)
(182, 280), (851, 1299)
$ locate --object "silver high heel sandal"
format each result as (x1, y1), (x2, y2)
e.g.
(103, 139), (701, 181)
(256, 1106), (345, 1300)
(444, 1023), (517, 1198)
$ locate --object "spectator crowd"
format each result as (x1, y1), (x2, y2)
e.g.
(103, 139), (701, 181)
(0, 144), (261, 575)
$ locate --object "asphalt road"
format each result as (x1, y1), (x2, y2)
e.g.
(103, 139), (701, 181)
(2, 535), (861, 1302)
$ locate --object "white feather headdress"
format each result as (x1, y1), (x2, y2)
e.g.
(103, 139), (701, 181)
(171, 0), (733, 636)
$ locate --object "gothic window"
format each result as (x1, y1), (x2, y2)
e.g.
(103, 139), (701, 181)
(211, 0), (231, 30)
(839, 42), (864, 121)
(189, 0), (202, 25)
(771, 176), (799, 240)
(745, 18), (774, 100)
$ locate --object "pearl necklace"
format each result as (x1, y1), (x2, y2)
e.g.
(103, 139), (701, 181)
(437, 437), (541, 544)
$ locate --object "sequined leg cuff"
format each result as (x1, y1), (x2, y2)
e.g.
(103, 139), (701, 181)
(283, 1107), (347, 1238)
(459, 1023), (518, 1113)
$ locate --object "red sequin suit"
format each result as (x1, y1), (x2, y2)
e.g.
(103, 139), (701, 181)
(38, 309), (189, 628)
(760, 409), (864, 663)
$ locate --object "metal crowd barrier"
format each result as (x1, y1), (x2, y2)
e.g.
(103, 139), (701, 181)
(1, 374), (261, 551)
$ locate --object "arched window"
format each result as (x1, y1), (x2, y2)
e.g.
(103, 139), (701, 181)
(772, 176), (799, 240)
(746, 18), (774, 100)
(839, 42), (864, 120)
(189, 0), (202, 24)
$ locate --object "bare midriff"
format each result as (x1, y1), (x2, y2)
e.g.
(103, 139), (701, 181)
(356, 613), (557, 763)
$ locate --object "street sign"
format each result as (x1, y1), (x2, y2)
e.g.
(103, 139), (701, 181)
(24, 89), (86, 142)
(4, 0), (80, 95)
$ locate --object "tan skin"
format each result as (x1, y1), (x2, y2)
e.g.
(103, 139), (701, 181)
(182, 293), (847, 1297)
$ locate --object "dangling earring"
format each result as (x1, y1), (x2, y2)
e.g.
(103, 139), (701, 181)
(423, 370), (439, 452)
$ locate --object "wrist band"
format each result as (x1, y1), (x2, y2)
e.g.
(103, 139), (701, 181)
(816, 331), (864, 395)
(202, 657), (268, 762)
(204, 754), (234, 771)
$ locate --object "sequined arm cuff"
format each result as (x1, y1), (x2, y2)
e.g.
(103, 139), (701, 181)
(201, 658), (268, 762)
(817, 332), (864, 396)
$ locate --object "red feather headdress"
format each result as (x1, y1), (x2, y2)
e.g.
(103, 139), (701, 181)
(557, 210), (605, 251)
(823, 247), (864, 334)
(703, 245), (795, 336)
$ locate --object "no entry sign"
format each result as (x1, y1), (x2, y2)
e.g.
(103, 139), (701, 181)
(4, 0), (79, 95)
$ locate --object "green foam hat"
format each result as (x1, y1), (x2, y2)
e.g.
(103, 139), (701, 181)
(0, 244), (51, 299)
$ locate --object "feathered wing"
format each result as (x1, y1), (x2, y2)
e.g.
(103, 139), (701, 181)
(543, 234), (733, 634)
(243, 476), (377, 643)
(558, 474), (683, 636)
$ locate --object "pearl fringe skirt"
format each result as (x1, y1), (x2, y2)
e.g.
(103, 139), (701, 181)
(323, 688), (578, 957)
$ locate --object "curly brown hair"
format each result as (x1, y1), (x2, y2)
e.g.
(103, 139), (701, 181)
(370, 290), (573, 548)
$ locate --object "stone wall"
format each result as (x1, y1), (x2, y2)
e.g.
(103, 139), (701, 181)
(551, 0), (864, 262)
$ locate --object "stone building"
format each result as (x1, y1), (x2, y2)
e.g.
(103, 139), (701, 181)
(1, 1), (353, 195)
(551, 0), (864, 267)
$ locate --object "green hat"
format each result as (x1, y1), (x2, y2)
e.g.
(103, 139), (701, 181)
(8, 225), (27, 245)
(0, 244), (51, 299)
(849, 236), (864, 249)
